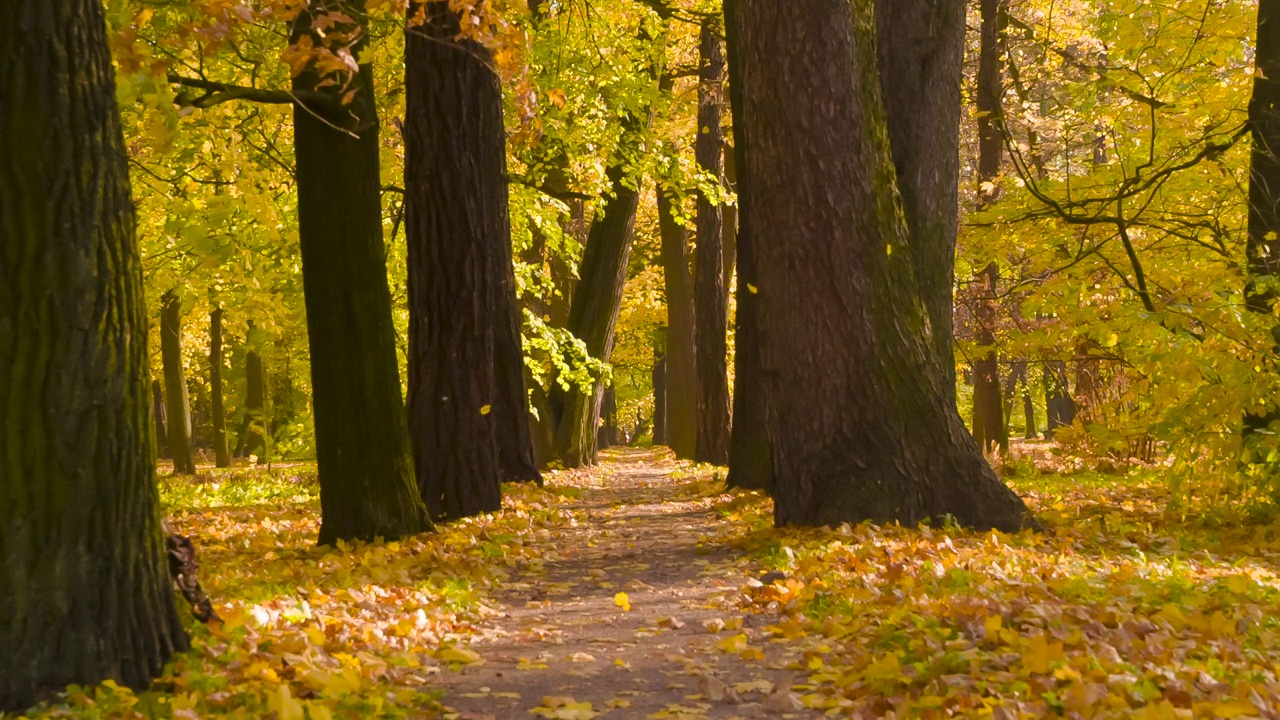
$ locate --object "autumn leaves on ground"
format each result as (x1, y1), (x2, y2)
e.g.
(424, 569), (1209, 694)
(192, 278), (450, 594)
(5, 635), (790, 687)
(10, 448), (1277, 720)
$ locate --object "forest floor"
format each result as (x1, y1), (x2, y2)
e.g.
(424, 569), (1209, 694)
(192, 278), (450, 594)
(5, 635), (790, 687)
(16, 447), (1280, 720)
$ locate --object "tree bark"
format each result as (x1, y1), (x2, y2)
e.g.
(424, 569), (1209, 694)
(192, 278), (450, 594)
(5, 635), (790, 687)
(552, 163), (644, 467)
(0, 0), (188, 707)
(152, 380), (170, 459)
(291, 0), (431, 544)
(657, 188), (699, 459)
(722, 144), (739, 306)
(1246, 0), (1280, 441)
(405, 1), (538, 519)
(970, 0), (1008, 454)
(724, 0), (770, 492)
(209, 308), (231, 468)
(694, 18), (731, 465)
(874, 0), (966, 395)
(653, 354), (667, 446)
(730, 0), (1034, 531)
(1044, 360), (1075, 438)
(160, 289), (196, 474)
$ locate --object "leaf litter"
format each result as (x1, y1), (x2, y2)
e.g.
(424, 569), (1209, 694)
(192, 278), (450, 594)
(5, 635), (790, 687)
(12, 449), (1280, 719)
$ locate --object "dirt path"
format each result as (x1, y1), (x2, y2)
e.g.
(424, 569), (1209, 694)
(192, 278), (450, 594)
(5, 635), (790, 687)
(434, 449), (822, 720)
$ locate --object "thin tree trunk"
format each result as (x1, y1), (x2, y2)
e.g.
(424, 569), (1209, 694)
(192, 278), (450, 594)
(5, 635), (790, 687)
(1044, 360), (1075, 438)
(657, 188), (698, 459)
(874, 0), (966, 395)
(722, 144), (738, 304)
(290, 1), (431, 544)
(694, 18), (731, 465)
(653, 354), (667, 446)
(0, 0), (188, 706)
(730, 0), (1034, 531)
(1246, 0), (1280, 442)
(597, 387), (618, 449)
(209, 308), (231, 468)
(152, 380), (170, 459)
(160, 289), (196, 475)
(724, 0), (770, 492)
(405, 1), (537, 519)
(236, 344), (266, 460)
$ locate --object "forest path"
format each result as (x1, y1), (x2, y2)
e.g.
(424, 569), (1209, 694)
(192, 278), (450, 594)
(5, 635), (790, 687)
(434, 448), (820, 720)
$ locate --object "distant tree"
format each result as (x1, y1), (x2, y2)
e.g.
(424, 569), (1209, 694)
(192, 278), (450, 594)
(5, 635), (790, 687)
(404, 1), (540, 520)
(726, 0), (1035, 531)
(210, 307), (232, 468)
(160, 289), (196, 474)
(656, 188), (698, 459)
(0, 0), (188, 708)
(290, 0), (431, 544)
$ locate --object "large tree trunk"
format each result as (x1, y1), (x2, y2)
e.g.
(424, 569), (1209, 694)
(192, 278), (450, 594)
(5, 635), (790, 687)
(1246, 0), (1280, 441)
(874, 0), (966, 396)
(729, 0), (1034, 531)
(653, 354), (667, 446)
(160, 289), (196, 475)
(694, 18), (731, 465)
(970, 0), (1008, 454)
(152, 380), (170, 459)
(657, 188), (698, 459)
(0, 0), (188, 707)
(290, 1), (431, 544)
(209, 307), (231, 468)
(405, 1), (537, 519)
(724, 0), (770, 492)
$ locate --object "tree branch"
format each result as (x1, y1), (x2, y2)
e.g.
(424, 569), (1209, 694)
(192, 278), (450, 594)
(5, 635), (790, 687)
(167, 74), (334, 110)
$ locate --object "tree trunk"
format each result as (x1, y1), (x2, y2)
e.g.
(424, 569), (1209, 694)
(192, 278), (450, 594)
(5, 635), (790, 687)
(209, 308), (231, 468)
(597, 387), (618, 449)
(657, 188), (698, 459)
(152, 380), (170, 459)
(730, 0), (1034, 531)
(0, 0), (188, 707)
(874, 0), (966, 395)
(552, 162), (644, 467)
(724, 0), (770, 492)
(969, 0), (1008, 454)
(160, 289), (196, 475)
(1044, 360), (1075, 438)
(722, 144), (738, 304)
(405, 1), (537, 519)
(1246, 0), (1280, 441)
(694, 18), (731, 465)
(290, 1), (431, 544)
(653, 354), (667, 446)
(235, 343), (267, 460)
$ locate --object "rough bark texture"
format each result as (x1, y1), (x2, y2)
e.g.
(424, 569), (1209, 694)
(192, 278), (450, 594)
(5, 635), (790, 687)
(552, 160), (644, 467)
(731, 0), (1034, 531)
(291, 0), (431, 544)
(724, 0), (771, 492)
(694, 19), (731, 465)
(160, 290), (196, 474)
(874, 0), (966, 395)
(970, 0), (1008, 454)
(653, 354), (667, 445)
(1246, 0), (1280, 439)
(0, 0), (188, 707)
(656, 189), (699, 459)
(405, 1), (537, 519)
(152, 380), (170, 459)
(209, 308), (231, 468)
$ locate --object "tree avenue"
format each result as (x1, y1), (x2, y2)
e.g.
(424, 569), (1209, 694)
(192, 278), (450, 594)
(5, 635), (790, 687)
(9, 0), (1280, 713)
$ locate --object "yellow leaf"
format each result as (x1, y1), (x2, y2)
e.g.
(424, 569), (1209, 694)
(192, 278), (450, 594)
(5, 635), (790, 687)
(268, 685), (305, 720)
(614, 592), (631, 612)
(862, 653), (901, 681)
(715, 633), (748, 653)
(746, 283), (758, 294)
(438, 645), (484, 665)
(480, 404), (492, 415)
